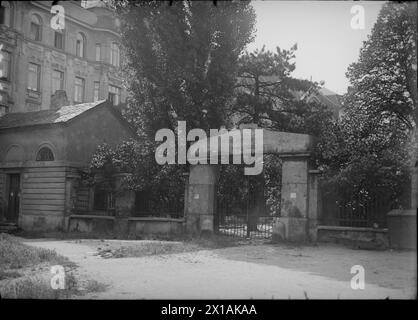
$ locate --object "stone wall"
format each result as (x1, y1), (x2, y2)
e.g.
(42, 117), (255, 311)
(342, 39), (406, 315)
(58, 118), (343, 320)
(317, 226), (389, 249)
(387, 209), (416, 249)
(128, 218), (185, 237)
(68, 215), (184, 237)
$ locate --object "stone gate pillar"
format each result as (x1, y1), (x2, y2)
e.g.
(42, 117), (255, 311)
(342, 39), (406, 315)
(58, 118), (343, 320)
(64, 173), (80, 231)
(185, 164), (219, 234)
(113, 173), (135, 236)
(308, 169), (321, 242)
(280, 156), (312, 242)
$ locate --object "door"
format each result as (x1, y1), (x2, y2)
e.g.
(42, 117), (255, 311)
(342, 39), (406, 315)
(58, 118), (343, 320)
(6, 174), (20, 223)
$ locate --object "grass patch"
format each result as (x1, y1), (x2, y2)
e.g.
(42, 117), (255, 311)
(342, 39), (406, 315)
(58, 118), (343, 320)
(0, 234), (110, 299)
(188, 233), (245, 249)
(0, 269), (108, 299)
(14, 230), (115, 241)
(0, 233), (75, 270)
(127, 232), (245, 248)
(83, 279), (108, 293)
(15, 229), (247, 248)
(97, 241), (196, 258)
(0, 233), (87, 299)
(0, 270), (22, 281)
(93, 233), (245, 259)
(0, 273), (77, 299)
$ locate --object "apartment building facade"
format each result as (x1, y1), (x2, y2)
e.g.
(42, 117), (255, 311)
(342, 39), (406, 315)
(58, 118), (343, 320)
(0, 0), (126, 115)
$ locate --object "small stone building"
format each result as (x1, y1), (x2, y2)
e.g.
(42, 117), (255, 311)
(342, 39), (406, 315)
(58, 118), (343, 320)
(0, 99), (136, 231)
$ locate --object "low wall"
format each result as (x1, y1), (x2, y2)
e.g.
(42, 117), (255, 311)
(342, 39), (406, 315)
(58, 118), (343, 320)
(387, 209), (416, 250)
(317, 225), (389, 249)
(128, 217), (185, 236)
(68, 215), (185, 236)
(20, 214), (65, 232)
(68, 215), (115, 233)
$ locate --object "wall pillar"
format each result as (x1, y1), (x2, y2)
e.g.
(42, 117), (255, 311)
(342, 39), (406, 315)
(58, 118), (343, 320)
(186, 164), (219, 234)
(113, 173), (135, 236)
(308, 169), (321, 242)
(280, 156), (310, 242)
(64, 173), (80, 231)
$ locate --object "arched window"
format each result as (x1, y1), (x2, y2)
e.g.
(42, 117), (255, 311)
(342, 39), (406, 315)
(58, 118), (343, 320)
(110, 42), (120, 67)
(30, 14), (42, 41)
(76, 32), (86, 58)
(36, 147), (54, 161)
(0, 1), (11, 27)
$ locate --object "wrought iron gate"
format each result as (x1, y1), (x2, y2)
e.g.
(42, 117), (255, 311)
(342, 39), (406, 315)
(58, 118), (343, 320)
(215, 175), (279, 239)
(215, 211), (279, 239)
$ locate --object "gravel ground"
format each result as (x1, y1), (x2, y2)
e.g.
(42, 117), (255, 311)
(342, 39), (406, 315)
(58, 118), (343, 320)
(24, 239), (416, 299)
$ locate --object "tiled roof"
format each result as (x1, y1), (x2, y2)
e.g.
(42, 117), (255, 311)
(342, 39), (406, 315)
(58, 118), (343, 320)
(0, 100), (107, 129)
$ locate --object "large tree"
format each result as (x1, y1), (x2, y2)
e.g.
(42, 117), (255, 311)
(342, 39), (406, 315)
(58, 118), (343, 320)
(91, 0), (256, 214)
(231, 45), (333, 136)
(315, 2), (417, 213)
(345, 1), (417, 128)
(114, 0), (256, 136)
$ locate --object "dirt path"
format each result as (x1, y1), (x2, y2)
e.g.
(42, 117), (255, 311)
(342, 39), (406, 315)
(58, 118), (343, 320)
(24, 239), (416, 299)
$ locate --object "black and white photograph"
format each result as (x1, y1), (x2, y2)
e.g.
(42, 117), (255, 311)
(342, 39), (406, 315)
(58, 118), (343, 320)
(0, 0), (416, 306)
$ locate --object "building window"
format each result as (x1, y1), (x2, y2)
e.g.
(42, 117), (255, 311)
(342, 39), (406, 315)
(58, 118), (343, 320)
(36, 147), (54, 161)
(0, 50), (10, 80)
(0, 1), (11, 27)
(52, 70), (64, 94)
(95, 43), (101, 61)
(108, 85), (120, 106)
(93, 81), (100, 102)
(27, 63), (40, 92)
(74, 77), (85, 103)
(76, 32), (86, 58)
(30, 14), (42, 41)
(110, 42), (120, 67)
(54, 31), (64, 49)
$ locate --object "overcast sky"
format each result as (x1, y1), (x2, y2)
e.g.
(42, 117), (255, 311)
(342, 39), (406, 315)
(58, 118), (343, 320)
(247, 0), (386, 94)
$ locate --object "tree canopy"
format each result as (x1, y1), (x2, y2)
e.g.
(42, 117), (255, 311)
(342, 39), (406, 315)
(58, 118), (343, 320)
(114, 0), (256, 136)
(315, 1), (417, 207)
(345, 1), (417, 128)
(232, 45), (334, 136)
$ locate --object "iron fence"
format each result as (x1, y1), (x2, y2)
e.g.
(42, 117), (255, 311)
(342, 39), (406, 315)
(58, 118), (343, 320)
(320, 191), (395, 228)
(132, 190), (185, 219)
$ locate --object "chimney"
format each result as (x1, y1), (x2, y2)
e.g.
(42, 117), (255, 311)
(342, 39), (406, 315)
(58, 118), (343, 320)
(50, 90), (69, 110)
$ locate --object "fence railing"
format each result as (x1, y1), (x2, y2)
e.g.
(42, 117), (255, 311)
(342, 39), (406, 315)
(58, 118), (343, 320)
(320, 192), (394, 228)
